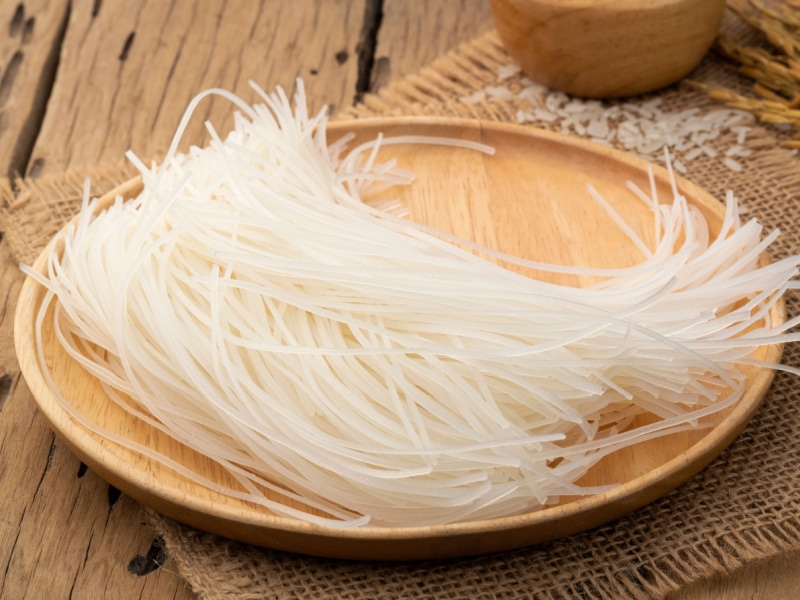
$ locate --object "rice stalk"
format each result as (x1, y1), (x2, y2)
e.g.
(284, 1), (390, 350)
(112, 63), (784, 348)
(690, 0), (800, 147)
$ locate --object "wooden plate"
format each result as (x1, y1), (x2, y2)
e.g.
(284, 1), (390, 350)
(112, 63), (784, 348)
(14, 118), (784, 560)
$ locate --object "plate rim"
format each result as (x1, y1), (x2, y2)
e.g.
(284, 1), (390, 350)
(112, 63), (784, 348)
(14, 116), (785, 559)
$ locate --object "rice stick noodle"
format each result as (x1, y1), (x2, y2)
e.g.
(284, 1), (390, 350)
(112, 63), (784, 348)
(23, 80), (800, 528)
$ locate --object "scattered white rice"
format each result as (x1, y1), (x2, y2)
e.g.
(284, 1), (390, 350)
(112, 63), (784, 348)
(724, 157), (743, 172)
(726, 145), (753, 158)
(461, 70), (756, 174)
(485, 86), (515, 101)
(732, 126), (750, 144)
(460, 90), (487, 104)
(497, 64), (522, 80)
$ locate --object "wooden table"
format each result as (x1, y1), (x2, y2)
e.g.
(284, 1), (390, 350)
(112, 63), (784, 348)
(0, 1), (797, 598)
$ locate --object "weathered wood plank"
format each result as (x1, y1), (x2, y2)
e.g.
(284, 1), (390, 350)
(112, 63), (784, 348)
(1, 0), (798, 598)
(0, 240), (195, 599)
(69, 496), (195, 599)
(1, 1), (366, 597)
(0, 0), (69, 179)
(372, 0), (494, 91)
(668, 550), (800, 600)
(28, 0), (367, 178)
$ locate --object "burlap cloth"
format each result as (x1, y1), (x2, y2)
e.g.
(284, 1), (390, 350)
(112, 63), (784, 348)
(3, 10), (800, 600)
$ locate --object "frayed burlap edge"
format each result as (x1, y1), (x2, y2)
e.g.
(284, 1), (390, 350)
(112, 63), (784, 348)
(0, 161), (138, 267)
(143, 493), (800, 600)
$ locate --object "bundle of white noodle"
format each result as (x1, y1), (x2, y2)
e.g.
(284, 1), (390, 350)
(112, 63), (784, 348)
(26, 81), (800, 528)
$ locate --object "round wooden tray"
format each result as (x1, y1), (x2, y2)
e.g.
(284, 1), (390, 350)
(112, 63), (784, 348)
(14, 118), (783, 561)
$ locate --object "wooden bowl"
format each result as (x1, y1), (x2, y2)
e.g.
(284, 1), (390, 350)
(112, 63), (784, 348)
(15, 118), (783, 560)
(489, 0), (727, 98)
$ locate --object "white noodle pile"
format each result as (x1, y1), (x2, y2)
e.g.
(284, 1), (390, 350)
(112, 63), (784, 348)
(25, 81), (800, 528)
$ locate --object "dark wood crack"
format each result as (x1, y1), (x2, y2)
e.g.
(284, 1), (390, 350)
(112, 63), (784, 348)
(354, 0), (383, 104)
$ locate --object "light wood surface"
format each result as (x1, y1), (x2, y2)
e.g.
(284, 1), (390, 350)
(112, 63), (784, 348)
(0, 0), (798, 597)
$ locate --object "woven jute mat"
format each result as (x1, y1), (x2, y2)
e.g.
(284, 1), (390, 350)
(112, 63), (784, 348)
(3, 12), (800, 600)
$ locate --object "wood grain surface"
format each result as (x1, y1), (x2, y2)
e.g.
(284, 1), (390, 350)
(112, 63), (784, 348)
(0, 0), (797, 598)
